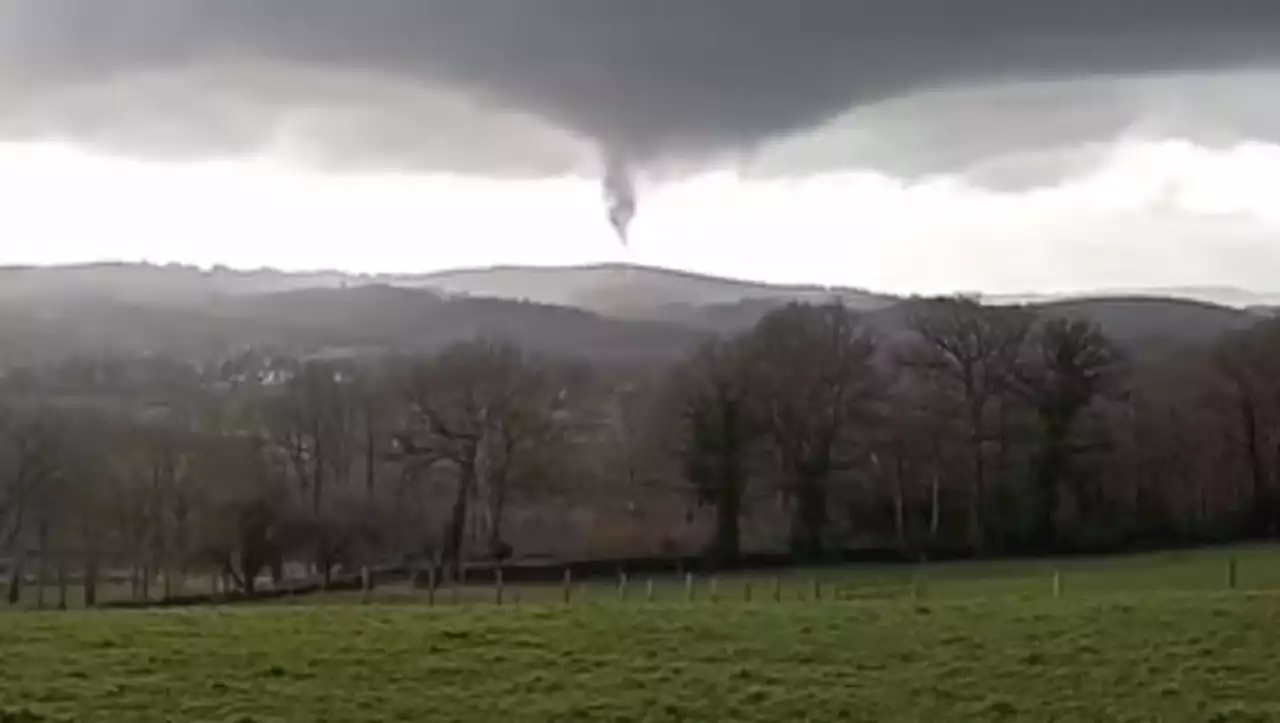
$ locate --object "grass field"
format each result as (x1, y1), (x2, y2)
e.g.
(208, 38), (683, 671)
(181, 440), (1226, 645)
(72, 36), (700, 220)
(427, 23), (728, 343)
(1, 546), (1279, 722)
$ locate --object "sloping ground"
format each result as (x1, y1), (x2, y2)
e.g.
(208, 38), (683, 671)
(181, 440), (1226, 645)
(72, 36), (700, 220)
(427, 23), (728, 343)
(616, 293), (1262, 344)
(0, 262), (892, 317)
(221, 285), (708, 361)
(3, 594), (1279, 722)
(857, 295), (1259, 350)
(0, 263), (358, 305)
(0, 263), (1266, 371)
(1037, 296), (1259, 346)
(401, 262), (894, 316)
(0, 285), (710, 366)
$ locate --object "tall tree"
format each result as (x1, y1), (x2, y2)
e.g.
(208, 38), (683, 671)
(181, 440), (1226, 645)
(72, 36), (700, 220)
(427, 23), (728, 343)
(258, 360), (365, 583)
(667, 337), (759, 567)
(352, 366), (396, 500)
(398, 339), (553, 579)
(263, 361), (358, 517)
(1016, 316), (1126, 549)
(1208, 320), (1280, 536)
(873, 370), (966, 552)
(747, 302), (881, 559)
(475, 356), (572, 560)
(0, 411), (67, 605)
(906, 297), (1033, 552)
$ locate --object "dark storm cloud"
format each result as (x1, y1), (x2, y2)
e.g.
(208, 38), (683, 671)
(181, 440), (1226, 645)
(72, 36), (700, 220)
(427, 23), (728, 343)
(3, 0), (1280, 178)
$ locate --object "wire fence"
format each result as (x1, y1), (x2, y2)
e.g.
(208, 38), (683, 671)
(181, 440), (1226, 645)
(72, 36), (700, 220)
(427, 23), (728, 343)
(274, 546), (1278, 609)
(7, 545), (1277, 611)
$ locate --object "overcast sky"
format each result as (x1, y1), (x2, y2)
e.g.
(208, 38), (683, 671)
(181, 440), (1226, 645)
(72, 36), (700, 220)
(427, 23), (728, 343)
(3, 1), (1280, 294)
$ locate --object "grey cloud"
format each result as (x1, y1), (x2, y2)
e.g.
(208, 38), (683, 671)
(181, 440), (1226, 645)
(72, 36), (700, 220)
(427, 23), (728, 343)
(1, 62), (594, 173)
(747, 70), (1280, 188)
(3, 0), (1280, 179)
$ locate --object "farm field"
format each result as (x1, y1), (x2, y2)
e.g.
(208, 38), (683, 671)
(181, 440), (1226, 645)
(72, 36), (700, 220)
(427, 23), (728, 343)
(2, 593), (1279, 722)
(1, 546), (1280, 721)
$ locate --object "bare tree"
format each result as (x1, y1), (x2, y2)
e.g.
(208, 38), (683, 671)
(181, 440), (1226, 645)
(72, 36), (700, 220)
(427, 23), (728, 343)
(353, 366), (396, 500)
(262, 362), (356, 516)
(186, 433), (291, 596)
(0, 412), (67, 605)
(905, 297), (1033, 552)
(665, 337), (760, 567)
(1208, 319), (1280, 537)
(398, 339), (555, 579)
(746, 302), (882, 559)
(70, 440), (114, 608)
(257, 360), (365, 583)
(1015, 316), (1126, 549)
(602, 368), (666, 494)
(476, 364), (570, 560)
(873, 370), (966, 552)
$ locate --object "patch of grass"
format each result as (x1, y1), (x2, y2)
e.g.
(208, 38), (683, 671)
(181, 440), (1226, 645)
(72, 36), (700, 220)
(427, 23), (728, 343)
(0, 593), (1279, 722)
(2, 546), (1279, 721)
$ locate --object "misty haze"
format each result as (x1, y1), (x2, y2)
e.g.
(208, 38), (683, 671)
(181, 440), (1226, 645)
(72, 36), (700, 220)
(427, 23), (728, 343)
(2, 3), (1280, 722)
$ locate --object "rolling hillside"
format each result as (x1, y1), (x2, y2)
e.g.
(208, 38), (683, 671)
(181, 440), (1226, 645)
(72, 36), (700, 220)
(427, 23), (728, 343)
(399, 263), (897, 315)
(0, 262), (1272, 369)
(0, 285), (708, 367)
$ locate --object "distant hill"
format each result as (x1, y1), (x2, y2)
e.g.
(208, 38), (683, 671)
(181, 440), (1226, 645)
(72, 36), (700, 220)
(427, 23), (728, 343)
(0, 263), (358, 306)
(0, 262), (893, 315)
(0, 262), (1272, 367)
(0, 284), (707, 366)
(398, 263), (897, 316)
(1033, 297), (1261, 346)
(222, 285), (707, 361)
(4, 260), (1277, 312)
(990, 286), (1280, 310)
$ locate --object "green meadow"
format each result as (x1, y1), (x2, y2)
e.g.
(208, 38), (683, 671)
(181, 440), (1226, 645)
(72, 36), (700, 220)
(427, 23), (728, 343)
(2, 546), (1279, 722)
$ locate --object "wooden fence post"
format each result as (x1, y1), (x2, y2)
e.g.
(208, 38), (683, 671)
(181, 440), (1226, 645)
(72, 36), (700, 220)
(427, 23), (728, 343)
(495, 568), (504, 606)
(427, 566), (436, 607)
(772, 576), (782, 603)
(57, 566), (68, 611)
(709, 576), (719, 603)
(1227, 558), (1238, 590)
(618, 571), (629, 602)
(1052, 571), (1062, 599)
(83, 562), (99, 609)
(562, 568), (572, 604)
(645, 579), (655, 603)
(685, 572), (695, 602)
(811, 578), (821, 602)
(744, 581), (753, 603)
